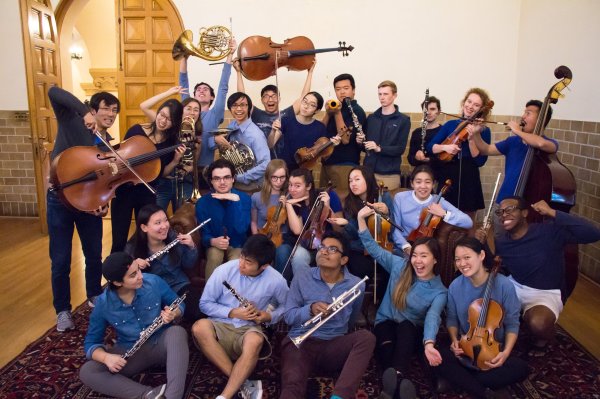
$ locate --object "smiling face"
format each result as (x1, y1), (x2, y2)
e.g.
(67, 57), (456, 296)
(288, 176), (310, 199)
(261, 90), (279, 113)
(194, 84), (214, 105)
(348, 169), (367, 199)
(497, 198), (527, 232)
(93, 100), (119, 130)
(156, 107), (173, 131)
(462, 93), (483, 118)
(454, 245), (485, 279)
(183, 100), (201, 122)
(411, 171), (434, 201)
(141, 209), (169, 243)
(411, 243), (436, 280)
(230, 97), (250, 123)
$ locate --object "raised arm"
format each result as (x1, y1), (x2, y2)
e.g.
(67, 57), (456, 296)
(179, 57), (191, 100)
(140, 86), (187, 122)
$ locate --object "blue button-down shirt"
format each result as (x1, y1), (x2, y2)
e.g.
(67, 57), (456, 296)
(285, 265), (365, 341)
(359, 229), (447, 342)
(227, 118), (270, 185)
(200, 259), (289, 328)
(83, 274), (183, 359)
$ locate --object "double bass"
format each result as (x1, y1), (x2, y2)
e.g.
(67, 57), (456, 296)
(514, 66), (578, 299)
(407, 180), (452, 242)
(236, 36), (353, 81)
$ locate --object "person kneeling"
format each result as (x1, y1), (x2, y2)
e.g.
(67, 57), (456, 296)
(79, 252), (188, 399)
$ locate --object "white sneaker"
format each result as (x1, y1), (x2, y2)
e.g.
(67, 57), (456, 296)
(239, 379), (263, 399)
(56, 311), (74, 332)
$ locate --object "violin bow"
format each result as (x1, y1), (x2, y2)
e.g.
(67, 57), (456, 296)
(91, 130), (156, 195)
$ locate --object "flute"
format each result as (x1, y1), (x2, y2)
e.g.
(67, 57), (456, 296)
(146, 218), (211, 262)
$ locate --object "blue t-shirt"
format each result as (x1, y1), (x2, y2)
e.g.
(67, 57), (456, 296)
(251, 192), (280, 229)
(280, 111), (327, 171)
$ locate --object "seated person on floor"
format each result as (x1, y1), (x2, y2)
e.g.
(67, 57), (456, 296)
(192, 235), (289, 399)
(125, 203), (201, 321)
(392, 165), (472, 256)
(196, 158), (251, 280)
(357, 205), (447, 399)
(433, 237), (528, 399)
(280, 231), (375, 399)
(79, 252), (188, 399)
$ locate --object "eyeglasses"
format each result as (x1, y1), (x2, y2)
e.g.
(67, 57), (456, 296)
(98, 106), (119, 115)
(262, 94), (278, 100)
(231, 102), (249, 109)
(270, 175), (287, 182)
(211, 175), (233, 183)
(301, 98), (318, 109)
(494, 205), (521, 216)
(157, 112), (171, 122)
(317, 244), (342, 255)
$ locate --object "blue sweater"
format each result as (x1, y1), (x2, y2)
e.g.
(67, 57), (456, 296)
(359, 230), (447, 342)
(195, 188), (251, 248)
(446, 273), (520, 344)
(426, 119), (490, 167)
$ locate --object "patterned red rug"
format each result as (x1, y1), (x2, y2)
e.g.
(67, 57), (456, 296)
(1, 302), (599, 399)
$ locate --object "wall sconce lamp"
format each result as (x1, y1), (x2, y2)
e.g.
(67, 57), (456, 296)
(70, 45), (83, 60)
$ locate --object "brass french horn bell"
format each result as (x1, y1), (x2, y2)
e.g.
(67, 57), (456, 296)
(172, 26), (232, 61)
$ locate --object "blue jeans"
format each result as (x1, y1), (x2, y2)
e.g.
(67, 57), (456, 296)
(47, 190), (103, 313)
(156, 177), (192, 213)
(275, 243), (311, 281)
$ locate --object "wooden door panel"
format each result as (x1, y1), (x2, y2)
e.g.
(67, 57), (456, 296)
(153, 51), (174, 76)
(152, 18), (173, 43)
(124, 51), (147, 76)
(124, 17), (146, 43)
(123, 0), (145, 10)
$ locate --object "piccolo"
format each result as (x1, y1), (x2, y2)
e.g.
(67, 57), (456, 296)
(146, 218), (211, 262)
(362, 201), (405, 233)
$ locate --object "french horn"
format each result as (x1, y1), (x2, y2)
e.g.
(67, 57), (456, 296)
(172, 26), (232, 61)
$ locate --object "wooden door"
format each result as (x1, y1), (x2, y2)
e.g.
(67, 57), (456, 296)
(117, 0), (184, 138)
(19, 0), (61, 233)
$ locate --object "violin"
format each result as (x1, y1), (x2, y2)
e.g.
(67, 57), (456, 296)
(294, 119), (350, 170)
(300, 184), (333, 250)
(49, 135), (179, 212)
(259, 193), (289, 247)
(407, 179), (452, 242)
(459, 256), (503, 371)
(366, 182), (394, 253)
(438, 101), (494, 162)
(236, 36), (353, 81)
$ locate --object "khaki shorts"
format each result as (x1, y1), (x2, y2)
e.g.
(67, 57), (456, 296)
(211, 320), (272, 360)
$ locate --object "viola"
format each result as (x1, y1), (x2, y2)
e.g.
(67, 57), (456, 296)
(300, 185), (333, 250)
(407, 179), (452, 242)
(237, 36), (353, 81)
(367, 182), (394, 253)
(259, 193), (289, 247)
(50, 135), (179, 212)
(438, 101), (494, 162)
(459, 257), (503, 371)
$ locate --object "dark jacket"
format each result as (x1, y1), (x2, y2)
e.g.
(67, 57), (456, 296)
(363, 105), (410, 175)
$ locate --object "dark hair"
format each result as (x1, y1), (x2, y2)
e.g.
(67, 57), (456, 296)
(500, 195), (529, 210)
(227, 92), (253, 112)
(194, 82), (215, 106)
(454, 236), (490, 271)
(289, 168), (316, 206)
(102, 252), (134, 290)
(343, 166), (377, 218)
(153, 99), (183, 143)
(422, 95), (441, 111)
(241, 234), (276, 267)
(129, 204), (178, 264)
(526, 99), (553, 128)
(393, 237), (441, 309)
(322, 230), (350, 257)
(304, 91), (324, 111)
(333, 73), (355, 89)
(88, 92), (120, 113)
(410, 164), (436, 183)
(261, 85), (278, 97)
(182, 97), (203, 136)
(207, 158), (236, 181)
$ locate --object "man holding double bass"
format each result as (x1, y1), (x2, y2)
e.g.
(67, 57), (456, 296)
(47, 87), (120, 332)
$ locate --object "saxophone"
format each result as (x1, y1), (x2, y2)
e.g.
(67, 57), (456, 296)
(344, 97), (371, 155)
(122, 293), (187, 360)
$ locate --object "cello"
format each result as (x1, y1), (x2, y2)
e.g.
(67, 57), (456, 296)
(514, 66), (578, 298)
(459, 256), (503, 371)
(236, 36), (353, 81)
(49, 135), (179, 212)
(407, 180), (452, 242)
(438, 101), (494, 162)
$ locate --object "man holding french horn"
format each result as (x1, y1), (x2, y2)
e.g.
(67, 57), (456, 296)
(280, 231), (375, 399)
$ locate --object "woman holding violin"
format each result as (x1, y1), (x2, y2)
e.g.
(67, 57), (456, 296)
(110, 98), (186, 253)
(392, 165), (472, 255)
(274, 168), (343, 281)
(357, 207), (447, 399)
(251, 159), (288, 235)
(434, 237), (528, 398)
(426, 88), (492, 224)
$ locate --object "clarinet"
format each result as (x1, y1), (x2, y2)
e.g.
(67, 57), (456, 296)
(344, 97), (371, 155)
(146, 218), (211, 262)
(222, 281), (267, 329)
(421, 88), (430, 153)
(122, 292), (187, 360)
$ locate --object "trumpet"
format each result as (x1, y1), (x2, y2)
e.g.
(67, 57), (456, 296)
(326, 99), (341, 111)
(292, 276), (368, 348)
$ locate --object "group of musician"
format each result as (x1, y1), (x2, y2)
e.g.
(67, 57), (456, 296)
(46, 39), (600, 399)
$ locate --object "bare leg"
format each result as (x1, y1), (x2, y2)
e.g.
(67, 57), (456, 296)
(192, 319), (234, 376)
(524, 305), (556, 346)
(220, 332), (264, 398)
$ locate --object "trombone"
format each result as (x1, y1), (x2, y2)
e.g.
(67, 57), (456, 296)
(292, 276), (368, 348)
